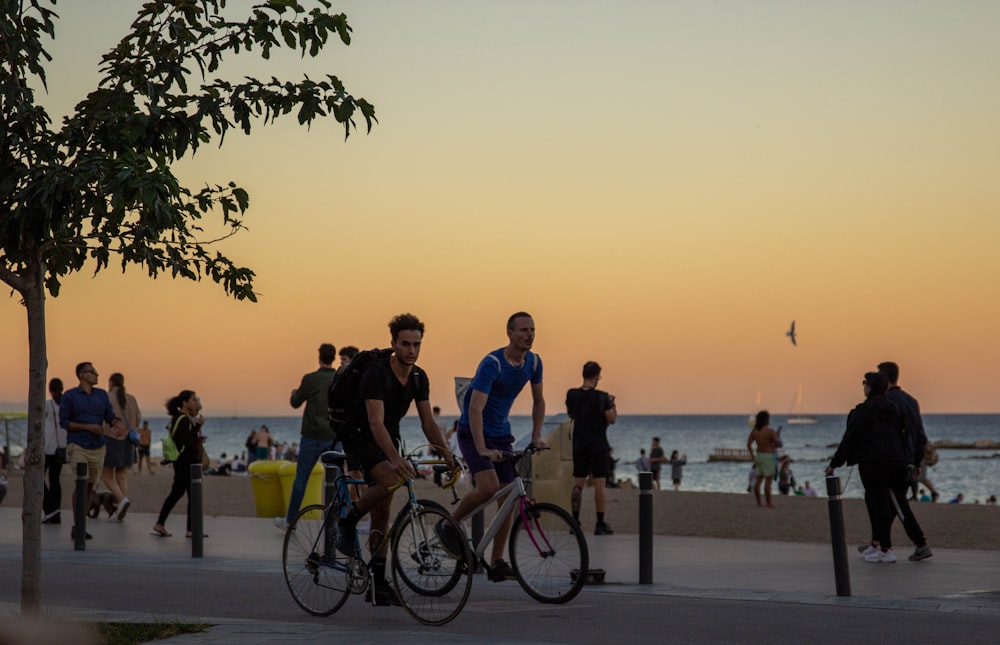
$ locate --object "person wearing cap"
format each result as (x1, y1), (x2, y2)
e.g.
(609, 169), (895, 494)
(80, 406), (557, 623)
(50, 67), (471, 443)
(826, 372), (906, 564)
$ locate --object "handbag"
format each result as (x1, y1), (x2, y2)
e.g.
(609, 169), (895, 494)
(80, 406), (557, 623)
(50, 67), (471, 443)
(201, 447), (210, 470)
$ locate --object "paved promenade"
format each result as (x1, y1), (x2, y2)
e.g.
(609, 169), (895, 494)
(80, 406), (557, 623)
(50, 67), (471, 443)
(0, 506), (998, 643)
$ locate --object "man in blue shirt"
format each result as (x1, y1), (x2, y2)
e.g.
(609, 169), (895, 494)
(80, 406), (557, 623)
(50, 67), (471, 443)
(446, 312), (546, 582)
(60, 362), (123, 540)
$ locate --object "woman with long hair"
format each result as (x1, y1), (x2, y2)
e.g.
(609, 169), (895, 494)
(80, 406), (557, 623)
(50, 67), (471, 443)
(152, 390), (205, 538)
(103, 372), (141, 521)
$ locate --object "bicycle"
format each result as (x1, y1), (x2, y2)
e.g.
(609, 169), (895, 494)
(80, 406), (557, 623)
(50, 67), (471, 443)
(447, 444), (589, 604)
(281, 449), (472, 626)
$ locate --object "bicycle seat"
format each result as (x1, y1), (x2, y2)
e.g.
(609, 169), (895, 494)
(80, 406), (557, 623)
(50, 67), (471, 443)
(320, 450), (348, 467)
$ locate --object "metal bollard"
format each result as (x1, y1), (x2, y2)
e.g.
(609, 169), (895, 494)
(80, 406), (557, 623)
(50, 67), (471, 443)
(74, 461), (88, 551)
(191, 463), (204, 558)
(470, 472), (484, 573)
(826, 475), (851, 596)
(639, 471), (653, 584)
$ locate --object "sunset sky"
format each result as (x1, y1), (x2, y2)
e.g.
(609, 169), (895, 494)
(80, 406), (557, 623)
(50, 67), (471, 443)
(3, 2), (998, 417)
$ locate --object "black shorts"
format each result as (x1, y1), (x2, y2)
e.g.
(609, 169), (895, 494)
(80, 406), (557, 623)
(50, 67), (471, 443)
(339, 428), (398, 482)
(572, 441), (610, 479)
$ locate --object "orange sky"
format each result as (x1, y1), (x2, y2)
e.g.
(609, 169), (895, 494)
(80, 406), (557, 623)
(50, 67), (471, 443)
(3, 2), (999, 416)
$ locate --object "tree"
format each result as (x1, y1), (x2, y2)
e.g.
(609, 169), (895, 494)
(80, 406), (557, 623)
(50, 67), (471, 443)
(1, 0), (376, 613)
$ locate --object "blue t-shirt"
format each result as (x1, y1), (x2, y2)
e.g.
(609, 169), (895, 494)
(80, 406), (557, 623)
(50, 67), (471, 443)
(59, 386), (117, 450)
(460, 348), (542, 438)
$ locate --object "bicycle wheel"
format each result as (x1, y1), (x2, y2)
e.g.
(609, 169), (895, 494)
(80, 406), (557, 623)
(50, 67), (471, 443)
(391, 507), (472, 626)
(509, 501), (588, 604)
(283, 503), (351, 616)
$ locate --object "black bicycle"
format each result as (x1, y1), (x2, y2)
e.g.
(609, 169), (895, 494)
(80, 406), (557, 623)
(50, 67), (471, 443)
(281, 449), (472, 626)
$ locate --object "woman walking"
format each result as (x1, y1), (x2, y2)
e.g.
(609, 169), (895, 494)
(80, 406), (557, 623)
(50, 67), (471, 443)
(104, 373), (141, 520)
(152, 390), (205, 538)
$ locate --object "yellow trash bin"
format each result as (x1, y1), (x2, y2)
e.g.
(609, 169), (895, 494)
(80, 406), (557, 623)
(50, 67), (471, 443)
(279, 460), (325, 516)
(249, 460), (286, 518)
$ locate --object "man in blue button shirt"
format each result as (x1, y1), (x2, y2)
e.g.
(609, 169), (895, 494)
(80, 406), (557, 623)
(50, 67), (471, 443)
(60, 362), (124, 540)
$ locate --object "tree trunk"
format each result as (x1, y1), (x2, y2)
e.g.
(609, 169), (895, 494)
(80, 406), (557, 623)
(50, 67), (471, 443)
(20, 258), (47, 615)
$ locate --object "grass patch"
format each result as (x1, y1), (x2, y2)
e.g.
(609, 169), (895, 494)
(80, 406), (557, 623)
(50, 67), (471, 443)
(92, 621), (210, 645)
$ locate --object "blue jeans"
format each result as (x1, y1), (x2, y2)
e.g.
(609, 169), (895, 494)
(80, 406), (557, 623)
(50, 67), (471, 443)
(285, 436), (334, 522)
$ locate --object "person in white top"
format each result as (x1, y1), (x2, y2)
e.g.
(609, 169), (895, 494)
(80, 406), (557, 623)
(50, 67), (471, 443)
(43, 378), (67, 524)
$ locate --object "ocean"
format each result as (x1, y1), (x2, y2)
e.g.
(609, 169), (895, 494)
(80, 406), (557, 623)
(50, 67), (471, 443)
(135, 413), (1000, 504)
(6, 413), (997, 503)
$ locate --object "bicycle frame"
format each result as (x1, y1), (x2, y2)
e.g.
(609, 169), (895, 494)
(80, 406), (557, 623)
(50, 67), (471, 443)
(318, 459), (451, 572)
(459, 475), (541, 563)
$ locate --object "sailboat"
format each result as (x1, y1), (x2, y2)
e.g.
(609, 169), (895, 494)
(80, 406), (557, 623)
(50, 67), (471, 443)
(786, 383), (818, 425)
(747, 391), (762, 427)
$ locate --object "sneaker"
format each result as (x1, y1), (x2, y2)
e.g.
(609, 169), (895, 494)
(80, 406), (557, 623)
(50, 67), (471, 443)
(115, 497), (131, 521)
(273, 517), (290, 532)
(42, 510), (61, 524)
(434, 518), (465, 558)
(365, 579), (402, 607)
(909, 544), (933, 561)
(594, 522), (614, 536)
(487, 559), (516, 582)
(863, 548), (897, 564)
(857, 544), (879, 557)
(335, 521), (357, 557)
(71, 527), (93, 541)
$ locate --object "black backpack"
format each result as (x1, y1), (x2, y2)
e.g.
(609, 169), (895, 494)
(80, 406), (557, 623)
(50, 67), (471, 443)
(327, 348), (394, 428)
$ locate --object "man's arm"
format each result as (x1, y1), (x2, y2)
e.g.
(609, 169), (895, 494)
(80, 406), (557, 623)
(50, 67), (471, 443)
(414, 400), (459, 470)
(605, 393), (617, 425)
(365, 398), (415, 479)
(530, 381), (546, 447)
(290, 375), (309, 408)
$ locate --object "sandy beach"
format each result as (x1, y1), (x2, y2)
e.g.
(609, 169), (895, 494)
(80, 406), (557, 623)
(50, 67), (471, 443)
(4, 467), (998, 551)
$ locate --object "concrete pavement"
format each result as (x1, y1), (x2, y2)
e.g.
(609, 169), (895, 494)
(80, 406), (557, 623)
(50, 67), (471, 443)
(1, 506), (998, 643)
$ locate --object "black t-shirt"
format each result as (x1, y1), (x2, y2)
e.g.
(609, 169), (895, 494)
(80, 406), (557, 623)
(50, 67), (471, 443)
(358, 358), (429, 437)
(566, 387), (613, 446)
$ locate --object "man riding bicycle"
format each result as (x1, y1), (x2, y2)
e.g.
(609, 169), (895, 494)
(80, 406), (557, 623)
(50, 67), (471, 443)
(334, 313), (459, 606)
(440, 312), (547, 581)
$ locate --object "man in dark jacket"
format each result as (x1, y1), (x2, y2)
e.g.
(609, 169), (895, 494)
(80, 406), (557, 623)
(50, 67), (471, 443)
(878, 361), (933, 561)
(826, 372), (905, 564)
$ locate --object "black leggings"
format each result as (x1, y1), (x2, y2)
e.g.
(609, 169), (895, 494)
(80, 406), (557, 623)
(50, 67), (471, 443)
(157, 462), (192, 531)
(859, 461), (898, 550)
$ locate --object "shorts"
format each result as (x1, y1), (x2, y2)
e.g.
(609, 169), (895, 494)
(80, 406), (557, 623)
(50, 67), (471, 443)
(67, 443), (106, 485)
(339, 429), (399, 481)
(138, 445), (151, 457)
(572, 441), (610, 479)
(754, 453), (776, 478)
(456, 425), (515, 484)
(672, 478), (681, 485)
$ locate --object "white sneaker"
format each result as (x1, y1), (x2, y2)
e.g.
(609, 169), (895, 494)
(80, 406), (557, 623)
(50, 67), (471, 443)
(273, 517), (289, 531)
(115, 497), (131, 521)
(858, 544), (879, 557)
(863, 548), (896, 563)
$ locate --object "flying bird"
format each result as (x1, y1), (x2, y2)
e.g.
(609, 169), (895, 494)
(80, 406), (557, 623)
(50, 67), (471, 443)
(786, 320), (797, 346)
